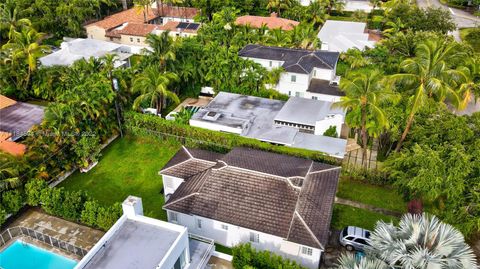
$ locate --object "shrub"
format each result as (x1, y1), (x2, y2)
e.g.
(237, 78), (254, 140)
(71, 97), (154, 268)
(232, 243), (306, 269)
(25, 179), (48, 206)
(96, 203), (122, 231)
(81, 200), (101, 227)
(40, 187), (65, 216)
(323, 126), (338, 137)
(0, 206), (6, 227)
(124, 111), (340, 165)
(1, 189), (25, 214)
(62, 190), (88, 221)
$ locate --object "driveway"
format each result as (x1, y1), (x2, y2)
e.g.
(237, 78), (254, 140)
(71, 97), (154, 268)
(417, 0), (480, 40)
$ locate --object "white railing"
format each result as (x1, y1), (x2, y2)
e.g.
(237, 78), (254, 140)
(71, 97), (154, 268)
(189, 233), (215, 269)
(0, 226), (88, 257)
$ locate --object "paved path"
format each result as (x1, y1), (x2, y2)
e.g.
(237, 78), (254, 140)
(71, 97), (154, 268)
(417, 0), (480, 40)
(335, 197), (403, 217)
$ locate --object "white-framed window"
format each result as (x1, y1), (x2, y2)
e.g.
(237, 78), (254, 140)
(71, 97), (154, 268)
(221, 224), (228, 230)
(288, 91), (292, 96)
(313, 69), (317, 77)
(312, 96), (318, 100)
(269, 61), (273, 67)
(196, 219), (202, 229)
(130, 37), (133, 42)
(301, 246), (313, 256)
(249, 232), (259, 243)
(169, 211), (178, 222)
(291, 75), (296, 82)
(137, 38), (140, 43)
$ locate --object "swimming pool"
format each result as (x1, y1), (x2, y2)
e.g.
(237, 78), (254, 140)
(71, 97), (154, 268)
(0, 240), (77, 269)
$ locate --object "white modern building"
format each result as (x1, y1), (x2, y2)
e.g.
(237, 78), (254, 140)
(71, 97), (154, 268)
(39, 38), (143, 67)
(239, 45), (344, 102)
(318, 20), (376, 52)
(189, 92), (347, 158)
(75, 196), (214, 269)
(160, 147), (341, 269)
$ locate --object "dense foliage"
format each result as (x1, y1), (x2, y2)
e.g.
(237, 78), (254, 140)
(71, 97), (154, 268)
(232, 243), (307, 269)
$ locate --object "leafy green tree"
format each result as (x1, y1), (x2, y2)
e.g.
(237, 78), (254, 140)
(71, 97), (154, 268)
(81, 200), (101, 227)
(0, 1), (31, 39)
(0, 206), (6, 226)
(1, 189), (25, 214)
(0, 153), (25, 192)
(24, 179), (48, 206)
(144, 31), (176, 71)
(390, 39), (468, 151)
(323, 126), (338, 137)
(132, 66), (179, 115)
(368, 214), (477, 268)
(386, 4), (455, 34)
(333, 70), (395, 169)
(340, 49), (372, 69)
(96, 203), (122, 230)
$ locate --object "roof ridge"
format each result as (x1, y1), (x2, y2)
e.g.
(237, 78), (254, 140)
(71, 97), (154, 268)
(294, 211), (323, 249)
(163, 192), (198, 207)
(311, 52), (333, 69)
(308, 166), (341, 175)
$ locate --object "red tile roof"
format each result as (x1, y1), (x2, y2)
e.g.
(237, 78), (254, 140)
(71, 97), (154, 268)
(235, 13), (299, 31)
(112, 23), (157, 37)
(0, 140), (26, 156)
(86, 5), (198, 30)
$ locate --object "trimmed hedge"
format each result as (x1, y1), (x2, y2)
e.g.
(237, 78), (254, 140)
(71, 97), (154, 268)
(232, 243), (307, 269)
(123, 111), (340, 165)
(24, 179), (121, 231)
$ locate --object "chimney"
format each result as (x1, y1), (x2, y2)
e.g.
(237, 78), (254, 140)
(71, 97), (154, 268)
(270, 12), (278, 18)
(122, 196), (144, 217)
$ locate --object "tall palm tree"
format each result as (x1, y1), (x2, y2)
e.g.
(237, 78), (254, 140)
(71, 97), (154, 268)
(0, 1), (31, 40)
(132, 66), (179, 115)
(340, 49), (371, 69)
(336, 253), (388, 269)
(369, 213), (477, 268)
(266, 28), (290, 47)
(144, 31), (176, 71)
(134, 0), (152, 23)
(0, 152), (25, 192)
(389, 39), (468, 152)
(333, 70), (394, 169)
(266, 0), (293, 16)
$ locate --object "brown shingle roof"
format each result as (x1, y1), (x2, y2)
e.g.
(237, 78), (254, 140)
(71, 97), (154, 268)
(160, 147), (223, 178)
(162, 147), (341, 249)
(235, 13), (299, 31)
(86, 5), (198, 30)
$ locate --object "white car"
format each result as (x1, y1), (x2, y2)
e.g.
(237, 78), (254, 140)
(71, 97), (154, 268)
(339, 226), (371, 251)
(142, 108), (161, 116)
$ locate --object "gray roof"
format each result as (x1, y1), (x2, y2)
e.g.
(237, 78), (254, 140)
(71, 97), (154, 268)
(0, 102), (45, 141)
(162, 147), (341, 249)
(83, 219), (181, 269)
(274, 97), (345, 127)
(307, 78), (345, 96)
(238, 44), (340, 74)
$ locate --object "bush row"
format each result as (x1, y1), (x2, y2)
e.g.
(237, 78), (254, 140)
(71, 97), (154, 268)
(0, 179), (121, 231)
(124, 111), (340, 165)
(232, 243), (307, 269)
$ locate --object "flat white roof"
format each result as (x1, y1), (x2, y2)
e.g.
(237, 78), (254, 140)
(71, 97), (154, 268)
(82, 218), (182, 269)
(318, 20), (376, 52)
(274, 97), (345, 126)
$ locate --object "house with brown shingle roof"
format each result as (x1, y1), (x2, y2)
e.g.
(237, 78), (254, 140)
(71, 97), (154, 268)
(160, 147), (341, 269)
(235, 13), (299, 31)
(85, 4), (199, 46)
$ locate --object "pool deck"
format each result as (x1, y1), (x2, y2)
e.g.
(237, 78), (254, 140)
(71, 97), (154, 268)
(5, 208), (104, 250)
(171, 97), (213, 113)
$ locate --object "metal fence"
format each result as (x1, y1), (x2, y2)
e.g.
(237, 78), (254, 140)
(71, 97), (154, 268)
(0, 226), (88, 257)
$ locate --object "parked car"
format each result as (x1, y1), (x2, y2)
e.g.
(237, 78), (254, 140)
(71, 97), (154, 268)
(339, 226), (371, 251)
(142, 108), (161, 116)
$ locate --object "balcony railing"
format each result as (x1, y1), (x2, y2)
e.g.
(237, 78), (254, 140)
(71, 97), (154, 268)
(189, 233), (215, 269)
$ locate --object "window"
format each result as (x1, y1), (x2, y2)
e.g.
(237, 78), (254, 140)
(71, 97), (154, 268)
(295, 92), (301, 97)
(130, 37), (133, 42)
(173, 249), (186, 269)
(196, 219), (202, 229)
(345, 236), (354, 241)
(249, 232), (259, 243)
(313, 70), (317, 77)
(354, 238), (367, 245)
(169, 212), (178, 222)
(288, 91), (292, 96)
(291, 75), (296, 82)
(312, 96), (318, 100)
(221, 224), (228, 230)
(301, 246), (313, 256)
(137, 38), (140, 43)
(269, 61), (273, 67)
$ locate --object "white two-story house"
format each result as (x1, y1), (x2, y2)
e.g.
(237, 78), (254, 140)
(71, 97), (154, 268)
(239, 44), (344, 102)
(160, 147), (341, 269)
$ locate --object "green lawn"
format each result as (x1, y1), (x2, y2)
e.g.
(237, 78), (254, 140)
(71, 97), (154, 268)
(215, 243), (233, 255)
(336, 176), (407, 213)
(331, 204), (399, 231)
(59, 135), (181, 220)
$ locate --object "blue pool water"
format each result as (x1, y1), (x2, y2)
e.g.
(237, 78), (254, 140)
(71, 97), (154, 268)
(0, 240), (77, 269)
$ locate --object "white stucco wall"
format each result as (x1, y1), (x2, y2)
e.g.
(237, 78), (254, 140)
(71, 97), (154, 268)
(163, 175), (185, 198)
(166, 210), (322, 269)
(86, 26), (108, 41)
(189, 119), (244, 135)
(314, 114), (344, 137)
(246, 58), (284, 70)
(277, 73), (310, 97)
(305, 92), (342, 102)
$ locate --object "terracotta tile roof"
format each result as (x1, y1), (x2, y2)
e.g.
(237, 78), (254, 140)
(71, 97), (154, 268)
(112, 23), (157, 37)
(0, 131), (12, 141)
(162, 147), (341, 249)
(0, 140), (26, 156)
(0, 95), (16, 109)
(86, 5), (198, 30)
(235, 13), (299, 31)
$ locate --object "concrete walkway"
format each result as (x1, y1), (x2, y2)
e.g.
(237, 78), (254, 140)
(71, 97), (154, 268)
(335, 197), (403, 218)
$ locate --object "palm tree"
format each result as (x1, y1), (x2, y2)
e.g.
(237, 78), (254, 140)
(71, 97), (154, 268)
(382, 18), (405, 37)
(390, 39), (468, 152)
(0, 1), (31, 40)
(307, 0), (327, 26)
(134, 0), (152, 23)
(369, 213), (477, 268)
(333, 70), (394, 169)
(132, 65), (179, 115)
(340, 49), (371, 69)
(0, 152), (25, 192)
(266, 0), (293, 16)
(266, 28), (290, 47)
(336, 253), (388, 269)
(144, 31), (176, 71)
(2, 27), (49, 92)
